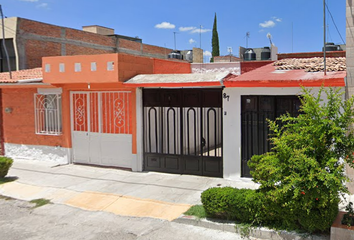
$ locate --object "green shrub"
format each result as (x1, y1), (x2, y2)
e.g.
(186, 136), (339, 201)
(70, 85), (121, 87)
(0, 157), (13, 178)
(201, 187), (264, 223)
(297, 198), (339, 232)
(247, 87), (354, 232)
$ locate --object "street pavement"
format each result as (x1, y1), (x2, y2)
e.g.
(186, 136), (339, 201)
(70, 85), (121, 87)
(0, 159), (259, 221)
(0, 196), (244, 240)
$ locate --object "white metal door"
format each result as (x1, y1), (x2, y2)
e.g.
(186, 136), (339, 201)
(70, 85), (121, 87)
(71, 91), (132, 168)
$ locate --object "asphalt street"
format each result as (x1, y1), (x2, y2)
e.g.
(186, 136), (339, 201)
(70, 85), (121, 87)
(0, 197), (244, 240)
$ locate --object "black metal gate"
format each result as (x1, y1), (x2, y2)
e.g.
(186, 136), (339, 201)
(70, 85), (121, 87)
(241, 96), (301, 177)
(143, 89), (223, 177)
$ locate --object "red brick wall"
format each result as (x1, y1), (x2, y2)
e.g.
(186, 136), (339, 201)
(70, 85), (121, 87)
(119, 39), (141, 51)
(241, 61), (273, 74)
(65, 44), (113, 56)
(25, 40), (61, 69)
(278, 51), (346, 60)
(2, 88), (67, 147)
(153, 59), (191, 74)
(19, 18), (62, 38)
(65, 28), (116, 47)
(143, 44), (172, 55)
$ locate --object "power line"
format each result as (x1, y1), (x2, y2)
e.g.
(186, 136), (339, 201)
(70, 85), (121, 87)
(325, 2), (345, 44)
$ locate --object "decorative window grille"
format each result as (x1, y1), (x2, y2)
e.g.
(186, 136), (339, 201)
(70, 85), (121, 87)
(34, 94), (62, 135)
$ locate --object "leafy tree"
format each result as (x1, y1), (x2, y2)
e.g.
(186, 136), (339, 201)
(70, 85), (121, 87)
(211, 13), (220, 62)
(248, 87), (354, 232)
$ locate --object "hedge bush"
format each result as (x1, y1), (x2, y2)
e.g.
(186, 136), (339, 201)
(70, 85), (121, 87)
(0, 157), (13, 178)
(201, 187), (265, 223)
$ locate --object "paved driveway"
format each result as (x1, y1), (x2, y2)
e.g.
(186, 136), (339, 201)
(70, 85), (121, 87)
(0, 159), (258, 221)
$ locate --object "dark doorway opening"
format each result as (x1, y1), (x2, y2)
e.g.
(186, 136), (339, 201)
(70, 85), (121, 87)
(241, 95), (301, 177)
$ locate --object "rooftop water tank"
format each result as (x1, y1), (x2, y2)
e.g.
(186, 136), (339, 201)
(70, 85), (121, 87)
(261, 47), (271, 60)
(322, 42), (338, 52)
(244, 48), (256, 61)
(168, 50), (183, 60)
(185, 50), (193, 62)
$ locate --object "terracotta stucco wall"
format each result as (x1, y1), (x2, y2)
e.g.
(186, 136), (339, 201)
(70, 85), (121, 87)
(2, 88), (69, 147)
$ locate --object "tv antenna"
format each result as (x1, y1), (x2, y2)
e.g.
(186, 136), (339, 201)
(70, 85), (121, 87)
(246, 32), (250, 48)
(267, 33), (273, 46)
(173, 32), (179, 50)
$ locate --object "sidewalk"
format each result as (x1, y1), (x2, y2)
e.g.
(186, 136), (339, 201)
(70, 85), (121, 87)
(0, 159), (258, 221)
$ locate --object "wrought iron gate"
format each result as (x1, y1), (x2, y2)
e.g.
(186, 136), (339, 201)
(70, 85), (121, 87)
(241, 96), (301, 177)
(143, 89), (223, 177)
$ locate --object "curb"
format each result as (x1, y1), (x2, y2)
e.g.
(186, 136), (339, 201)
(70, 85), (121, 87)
(173, 215), (330, 240)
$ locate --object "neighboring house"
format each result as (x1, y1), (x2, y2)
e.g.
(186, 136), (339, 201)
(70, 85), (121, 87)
(0, 53), (190, 170)
(213, 55), (240, 63)
(0, 17), (174, 72)
(0, 51), (346, 180)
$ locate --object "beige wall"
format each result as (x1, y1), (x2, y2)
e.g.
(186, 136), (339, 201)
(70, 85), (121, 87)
(346, 0), (354, 193)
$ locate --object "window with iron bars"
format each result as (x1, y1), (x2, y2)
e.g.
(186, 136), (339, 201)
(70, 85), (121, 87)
(34, 94), (62, 135)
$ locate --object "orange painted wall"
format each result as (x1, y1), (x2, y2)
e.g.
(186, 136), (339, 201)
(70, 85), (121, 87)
(153, 58), (191, 74)
(117, 54), (154, 82)
(43, 53), (191, 85)
(43, 54), (120, 84)
(240, 61), (273, 74)
(2, 88), (70, 148)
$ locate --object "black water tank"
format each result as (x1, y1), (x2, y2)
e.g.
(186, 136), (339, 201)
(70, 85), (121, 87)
(244, 48), (256, 61)
(261, 47), (271, 60)
(323, 42), (338, 52)
(168, 50), (183, 60)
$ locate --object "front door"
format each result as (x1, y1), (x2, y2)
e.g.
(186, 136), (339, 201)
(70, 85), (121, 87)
(241, 96), (301, 177)
(71, 91), (133, 168)
(143, 89), (223, 177)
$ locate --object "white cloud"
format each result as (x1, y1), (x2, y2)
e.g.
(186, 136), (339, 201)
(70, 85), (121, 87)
(191, 28), (211, 34)
(272, 17), (282, 22)
(37, 3), (48, 8)
(155, 22), (175, 29)
(179, 26), (196, 32)
(189, 39), (196, 44)
(259, 20), (275, 28)
(20, 0), (39, 2)
(203, 51), (212, 57)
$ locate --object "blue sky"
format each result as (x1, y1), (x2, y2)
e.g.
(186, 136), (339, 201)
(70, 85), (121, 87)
(1, 0), (346, 61)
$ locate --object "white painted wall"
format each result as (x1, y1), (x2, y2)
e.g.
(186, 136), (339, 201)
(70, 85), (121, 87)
(134, 88), (144, 172)
(222, 87), (338, 180)
(5, 143), (71, 165)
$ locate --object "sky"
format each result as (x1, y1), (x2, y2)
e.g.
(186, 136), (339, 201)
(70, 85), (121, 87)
(0, 0), (346, 61)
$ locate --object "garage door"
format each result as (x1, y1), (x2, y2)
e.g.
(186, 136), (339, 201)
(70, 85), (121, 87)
(143, 88), (223, 177)
(71, 91), (133, 168)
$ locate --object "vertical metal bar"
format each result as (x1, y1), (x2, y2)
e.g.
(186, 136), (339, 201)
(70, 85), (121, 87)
(323, 0), (327, 75)
(34, 94), (37, 134)
(207, 108), (217, 157)
(87, 92), (90, 133)
(98, 92), (102, 133)
(127, 92), (130, 134)
(57, 94), (60, 134)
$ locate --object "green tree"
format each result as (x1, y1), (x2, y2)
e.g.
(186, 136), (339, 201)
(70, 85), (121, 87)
(211, 13), (220, 62)
(248, 87), (354, 232)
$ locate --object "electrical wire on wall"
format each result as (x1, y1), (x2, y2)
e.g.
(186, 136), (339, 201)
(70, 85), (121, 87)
(0, 5), (12, 79)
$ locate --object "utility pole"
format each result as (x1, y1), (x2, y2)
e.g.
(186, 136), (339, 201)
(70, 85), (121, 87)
(323, 0), (327, 75)
(0, 5), (12, 79)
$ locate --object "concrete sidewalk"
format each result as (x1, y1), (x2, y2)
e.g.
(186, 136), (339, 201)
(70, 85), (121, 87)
(0, 159), (258, 221)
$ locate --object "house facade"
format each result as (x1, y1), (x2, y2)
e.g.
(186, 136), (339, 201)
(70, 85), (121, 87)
(0, 51), (346, 180)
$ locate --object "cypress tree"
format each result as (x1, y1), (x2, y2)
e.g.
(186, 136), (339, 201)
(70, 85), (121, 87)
(211, 13), (220, 62)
